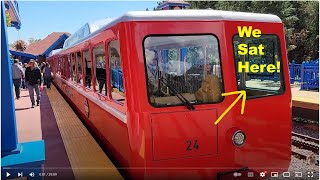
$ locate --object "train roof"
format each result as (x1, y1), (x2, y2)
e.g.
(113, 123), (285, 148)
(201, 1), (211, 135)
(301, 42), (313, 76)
(62, 10), (281, 51)
(119, 10), (281, 23)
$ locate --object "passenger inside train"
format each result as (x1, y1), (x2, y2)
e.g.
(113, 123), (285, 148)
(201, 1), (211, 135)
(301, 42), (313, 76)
(108, 40), (125, 102)
(93, 44), (106, 95)
(76, 52), (82, 84)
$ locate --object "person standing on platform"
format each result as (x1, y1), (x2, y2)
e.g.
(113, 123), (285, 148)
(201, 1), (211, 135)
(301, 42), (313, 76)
(21, 63), (28, 89)
(25, 60), (42, 108)
(40, 62), (46, 86)
(11, 59), (24, 100)
(43, 62), (52, 89)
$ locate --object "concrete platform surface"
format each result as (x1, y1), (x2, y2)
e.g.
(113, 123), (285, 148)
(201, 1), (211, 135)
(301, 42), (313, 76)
(12, 86), (123, 180)
(291, 85), (319, 105)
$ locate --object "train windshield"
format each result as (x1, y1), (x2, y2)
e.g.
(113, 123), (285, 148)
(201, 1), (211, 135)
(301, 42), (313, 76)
(233, 35), (285, 98)
(143, 35), (223, 107)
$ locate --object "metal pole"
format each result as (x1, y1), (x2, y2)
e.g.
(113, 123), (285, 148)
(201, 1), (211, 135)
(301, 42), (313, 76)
(1, 1), (19, 155)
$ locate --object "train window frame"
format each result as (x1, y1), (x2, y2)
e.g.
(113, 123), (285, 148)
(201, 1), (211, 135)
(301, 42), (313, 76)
(82, 48), (92, 90)
(142, 33), (225, 108)
(92, 42), (107, 96)
(57, 57), (61, 75)
(232, 34), (286, 100)
(61, 57), (65, 76)
(71, 53), (76, 83)
(64, 56), (68, 78)
(107, 39), (126, 104)
(76, 51), (83, 85)
(67, 54), (71, 80)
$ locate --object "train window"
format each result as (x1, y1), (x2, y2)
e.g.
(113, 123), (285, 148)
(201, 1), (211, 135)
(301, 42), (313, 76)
(76, 52), (83, 85)
(67, 55), (71, 80)
(57, 58), (61, 75)
(143, 35), (223, 107)
(92, 44), (106, 95)
(108, 40), (125, 102)
(61, 57), (65, 76)
(83, 49), (92, 89)
(233, 35), (284, 98)
(71, 53), (76, 82)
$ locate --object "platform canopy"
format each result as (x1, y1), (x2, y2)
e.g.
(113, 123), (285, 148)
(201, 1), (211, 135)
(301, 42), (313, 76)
(9, 49), (37, 63)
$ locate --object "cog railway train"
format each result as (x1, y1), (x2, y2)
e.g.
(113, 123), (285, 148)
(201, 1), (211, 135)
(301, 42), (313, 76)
(47, 10), (292, 180)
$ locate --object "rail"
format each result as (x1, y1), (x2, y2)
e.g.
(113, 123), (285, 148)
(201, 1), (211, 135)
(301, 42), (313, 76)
(291, 132), (319, 162)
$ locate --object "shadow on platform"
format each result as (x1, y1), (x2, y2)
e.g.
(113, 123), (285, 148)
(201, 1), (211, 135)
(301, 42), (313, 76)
(40, 88), (75, 180)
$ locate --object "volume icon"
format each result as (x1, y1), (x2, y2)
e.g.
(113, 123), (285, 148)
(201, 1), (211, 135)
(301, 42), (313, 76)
(29, 172), (35, 177)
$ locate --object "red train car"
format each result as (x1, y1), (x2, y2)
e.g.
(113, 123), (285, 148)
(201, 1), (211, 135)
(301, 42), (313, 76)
(47, 10), (292, 179)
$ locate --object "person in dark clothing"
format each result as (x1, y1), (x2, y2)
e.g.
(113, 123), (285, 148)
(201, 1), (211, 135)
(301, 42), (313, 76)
(25, 60), (42, 108)
(85, 58), (92, 88)
(40, 62), (46, 85)
(96, 67), (106, 94)
(43, 62), (52, 89)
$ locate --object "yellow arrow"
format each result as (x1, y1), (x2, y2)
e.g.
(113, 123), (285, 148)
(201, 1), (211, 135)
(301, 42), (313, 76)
(214, 90), (246, 125)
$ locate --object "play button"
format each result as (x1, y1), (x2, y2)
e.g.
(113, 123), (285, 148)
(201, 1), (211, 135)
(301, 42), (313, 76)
(6, 172), (10, 177)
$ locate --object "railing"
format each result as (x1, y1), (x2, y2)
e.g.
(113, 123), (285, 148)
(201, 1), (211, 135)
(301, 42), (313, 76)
(289, 59), (319, 90)
(245, 60), (280, 82)
(300, 60), (319, 90)
(289, 60), (302, 83)
(111, 68), (124, 92)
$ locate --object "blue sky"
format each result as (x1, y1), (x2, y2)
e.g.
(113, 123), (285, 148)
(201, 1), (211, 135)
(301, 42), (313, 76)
(8, 1), (158, 44)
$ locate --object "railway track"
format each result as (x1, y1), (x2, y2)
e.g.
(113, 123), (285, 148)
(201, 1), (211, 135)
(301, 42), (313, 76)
(292, 132), (319, 144)
(291, 132), (319, 162)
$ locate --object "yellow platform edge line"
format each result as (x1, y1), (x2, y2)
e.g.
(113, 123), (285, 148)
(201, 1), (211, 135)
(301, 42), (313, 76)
(46, 86), (124, 180)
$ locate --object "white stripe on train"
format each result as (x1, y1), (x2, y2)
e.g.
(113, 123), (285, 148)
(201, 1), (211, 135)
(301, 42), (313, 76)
(58, 77), (127, 124)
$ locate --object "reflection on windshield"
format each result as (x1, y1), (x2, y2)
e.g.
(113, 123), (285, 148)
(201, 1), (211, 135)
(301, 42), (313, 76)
(144, 35), (223, 107)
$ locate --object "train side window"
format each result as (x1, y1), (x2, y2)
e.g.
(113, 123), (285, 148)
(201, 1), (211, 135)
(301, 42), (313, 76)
(108, 40), (125, 102)
(67, 55), (71, 80)
(233, 35), (284, 98)
(57, 58), (61, 75)
(71, 53), (76, 82)
(92, 44), (106, 95)
(76, 52), (83, 85)
(61, 57), (65, 76)
(82, 49), (92, 89)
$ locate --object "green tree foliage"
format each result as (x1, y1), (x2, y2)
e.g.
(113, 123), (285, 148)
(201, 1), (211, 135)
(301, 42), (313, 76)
(188, 1), (319, 63)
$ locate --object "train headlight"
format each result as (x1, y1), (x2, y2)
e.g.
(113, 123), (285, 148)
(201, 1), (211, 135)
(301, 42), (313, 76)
(232, 130), (246, 147)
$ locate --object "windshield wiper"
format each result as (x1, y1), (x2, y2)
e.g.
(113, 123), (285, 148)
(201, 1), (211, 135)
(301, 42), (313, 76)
(147, 63), (195, 110)
(158, 76), (195, 110)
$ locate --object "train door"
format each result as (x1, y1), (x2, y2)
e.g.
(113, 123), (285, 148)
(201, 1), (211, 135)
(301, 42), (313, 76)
(226, 22), (291, 170)
(143, 34), (222, 160)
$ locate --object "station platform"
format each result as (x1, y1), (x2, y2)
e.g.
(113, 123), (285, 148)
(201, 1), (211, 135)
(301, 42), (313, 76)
(9, 86), (123, 180)
(291, 85), (319, 121)
(291, 86), (319, 107)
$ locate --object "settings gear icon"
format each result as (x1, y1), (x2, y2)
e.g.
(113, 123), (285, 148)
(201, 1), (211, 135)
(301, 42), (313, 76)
(260, 172), (266, 177)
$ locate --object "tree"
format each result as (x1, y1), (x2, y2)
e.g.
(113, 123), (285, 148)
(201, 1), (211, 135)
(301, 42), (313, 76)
(28, 38), (41, 44)
(187, 1), (319, 62)
(11, 40), (27, 51)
